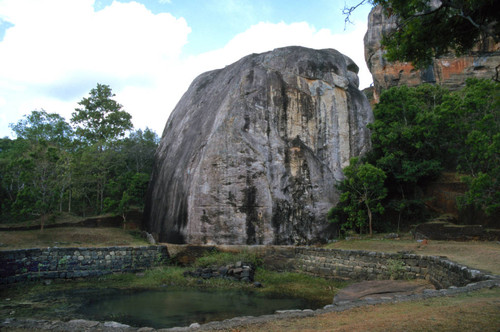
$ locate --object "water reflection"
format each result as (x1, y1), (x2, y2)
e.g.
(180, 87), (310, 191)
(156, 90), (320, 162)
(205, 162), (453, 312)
(73, 288), (316, 328)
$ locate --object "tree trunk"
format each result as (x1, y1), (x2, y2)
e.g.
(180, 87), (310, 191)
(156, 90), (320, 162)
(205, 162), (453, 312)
(40, 214), (46, 232)
(365, 201), (373, 237)
(68, 188), (72, 213)
(122, 212), (127, 229)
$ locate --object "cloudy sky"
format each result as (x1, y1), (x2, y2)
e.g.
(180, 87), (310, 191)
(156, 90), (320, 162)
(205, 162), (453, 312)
(0, 0), (373, 138)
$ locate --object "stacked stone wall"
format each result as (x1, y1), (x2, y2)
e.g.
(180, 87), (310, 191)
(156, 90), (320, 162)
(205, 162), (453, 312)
(1, 244), (494, 289)
(0, 246), (168, 284)
(289, 247), (490, 288)
(168, 245), (494, 289)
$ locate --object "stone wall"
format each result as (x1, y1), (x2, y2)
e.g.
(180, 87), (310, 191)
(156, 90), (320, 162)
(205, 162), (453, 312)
(165, 244), (495, 289)
(259, 246), (492, 289)
(0, 246), (168, 284)
(1, 244), (494, 290)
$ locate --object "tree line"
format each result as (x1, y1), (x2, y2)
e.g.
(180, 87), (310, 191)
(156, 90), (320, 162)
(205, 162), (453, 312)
(330, 79), (500, 235)
(0, 83), (159, 228)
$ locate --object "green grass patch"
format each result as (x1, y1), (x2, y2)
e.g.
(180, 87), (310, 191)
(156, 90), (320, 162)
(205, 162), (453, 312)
(255, 270), (350, 305)
(192, 250), (263, 268)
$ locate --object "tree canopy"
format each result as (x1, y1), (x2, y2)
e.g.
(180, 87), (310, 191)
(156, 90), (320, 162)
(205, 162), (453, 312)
(71, 83), (133, 148)
(329, 158), (387, 236)
(10, 109), (73, 145)
(330, 79), (499, 234)
(0, 84), (159, 227)
(345, 0), (500, 68)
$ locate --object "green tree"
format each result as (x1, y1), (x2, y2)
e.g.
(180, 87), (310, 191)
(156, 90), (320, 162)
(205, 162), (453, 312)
(71, 84), (133, 214)
(10, 109), (73, 145)
(345, 0), (500, 68)
(329, 158), (387, 236)
(367, 84), (446, 226)
(437, 79), (500, 216)
(71, 83), (132, 149)
(0, 138), (27, 220)
(13, 141), (61, 230)
(3, 110), (73, 228)
(103, 129), (159, 224)
(121, 128), (159, 174)
(364, 79), (498, 226)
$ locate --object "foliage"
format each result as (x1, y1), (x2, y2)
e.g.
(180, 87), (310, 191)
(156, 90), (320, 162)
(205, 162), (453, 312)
(378, 0), (499, 68)
(0, 84), (159, 224)
(345, 0), (500, 68)
(71, 83), (133, 148)
(331, 79), (498, 232)
(193, 250), (263, 268)
(10, 109), (73, 144)
(328, 157), (387, 236)
(1, 110), (74, 228)
(386, 258), (406, 279)
(437, 79), (500, 216)
(367, 84), (447, 226)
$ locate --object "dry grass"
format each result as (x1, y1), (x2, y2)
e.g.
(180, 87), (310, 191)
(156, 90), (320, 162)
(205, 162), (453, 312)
(325, 237), (500, 275)
(0, 227), (148, 249)
(234, 288), (500, 332)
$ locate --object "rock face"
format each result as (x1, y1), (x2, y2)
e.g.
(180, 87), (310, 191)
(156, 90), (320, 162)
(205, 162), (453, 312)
(144, 46), (373, 245)
(364, 5), (500, 102)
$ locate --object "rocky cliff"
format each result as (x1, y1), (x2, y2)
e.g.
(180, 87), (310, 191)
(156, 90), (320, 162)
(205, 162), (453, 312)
(364, 5), (500, 102)
(144, 46), (373, 245)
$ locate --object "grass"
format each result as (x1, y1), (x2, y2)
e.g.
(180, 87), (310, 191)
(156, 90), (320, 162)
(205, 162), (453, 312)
(233, 287), (500, 332)
(325, 235), (500, 274)
(0, 227), (148, 249)
(192, 249), (263, 268)
(256, 270), (349, 305)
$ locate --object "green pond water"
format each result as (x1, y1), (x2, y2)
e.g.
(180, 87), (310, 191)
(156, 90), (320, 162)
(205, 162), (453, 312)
(34, 288), (318, 329)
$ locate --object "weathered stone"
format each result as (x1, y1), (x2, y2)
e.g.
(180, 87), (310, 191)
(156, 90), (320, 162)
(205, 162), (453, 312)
(333, 279), (434, 303)
(364, 5), (500, 103)
(145, 46), (373, 245)
(103, 321), (130, 328)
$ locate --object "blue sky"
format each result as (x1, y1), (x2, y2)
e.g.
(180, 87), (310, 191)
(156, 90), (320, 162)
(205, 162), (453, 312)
(0, 0), (373, 138)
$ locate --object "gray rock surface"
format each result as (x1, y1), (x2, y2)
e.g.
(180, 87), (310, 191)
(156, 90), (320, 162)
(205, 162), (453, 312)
(145, 46), (373, 244)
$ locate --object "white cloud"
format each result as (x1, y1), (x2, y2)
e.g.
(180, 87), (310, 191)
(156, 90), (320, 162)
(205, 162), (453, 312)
(0, 0), (190, 137)
(180, 20), (372, 98)
(0, 0), (371, 138)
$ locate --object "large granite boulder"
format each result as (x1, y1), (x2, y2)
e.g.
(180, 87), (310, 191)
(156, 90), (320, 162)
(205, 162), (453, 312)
(144, 46), (373, 245)
(364, 5), (500, 102)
